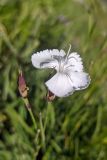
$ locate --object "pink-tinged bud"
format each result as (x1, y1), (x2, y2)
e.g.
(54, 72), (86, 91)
(47, 90), (55, 102)
(18, 70), (29, 98)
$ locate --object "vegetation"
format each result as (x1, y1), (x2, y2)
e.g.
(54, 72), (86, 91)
(0, 0), (107, 159)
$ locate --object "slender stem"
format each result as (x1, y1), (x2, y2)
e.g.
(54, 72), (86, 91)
(28, 108), (37, 131)
(23, 98), (37, 131)
(39, 112), (45, 149)
(44, 102), (49, 131)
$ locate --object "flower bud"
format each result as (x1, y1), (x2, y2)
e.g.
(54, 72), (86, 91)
(18, 70), (29, 98)
(47, 90), (55, 102)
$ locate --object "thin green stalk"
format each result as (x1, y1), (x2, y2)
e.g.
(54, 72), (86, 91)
(28, 108), (37, 131)
(39, 112), (45, 149)
(44, 102), (49, 131)
(23, 98), (37, 131)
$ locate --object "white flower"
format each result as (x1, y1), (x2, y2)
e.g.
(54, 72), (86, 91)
(31, 46), (91, 97)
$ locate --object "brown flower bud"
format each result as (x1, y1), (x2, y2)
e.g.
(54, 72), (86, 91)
(18, 70), (29, 98)
(47, 90), (55, 102)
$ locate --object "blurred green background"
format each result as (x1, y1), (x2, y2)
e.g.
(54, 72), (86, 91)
(0, 0), (107, 159)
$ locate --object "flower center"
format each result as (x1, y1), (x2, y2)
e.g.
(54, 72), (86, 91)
(58, 59), (65, 72)
(57, 45), (72, 73)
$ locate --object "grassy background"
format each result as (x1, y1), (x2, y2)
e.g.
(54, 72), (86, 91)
(0, 0), (107, 159)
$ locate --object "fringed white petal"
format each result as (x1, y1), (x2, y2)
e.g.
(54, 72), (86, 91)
(65, 52), (83, 72)
(32, 48), (91, 98)
(45, 73), (74, 97)
(31, 49), (65, 69)
(68, 71), (91, 90)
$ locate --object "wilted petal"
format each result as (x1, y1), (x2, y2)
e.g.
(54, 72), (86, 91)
(31, 49), (65, 70)
(45, 73), (74, 97)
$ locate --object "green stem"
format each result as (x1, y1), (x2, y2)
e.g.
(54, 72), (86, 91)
(39, 112), (45, 149)
(23, 98), (37, 131)
(28, 108), (37, 131)
(44, 102), (49, 131)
